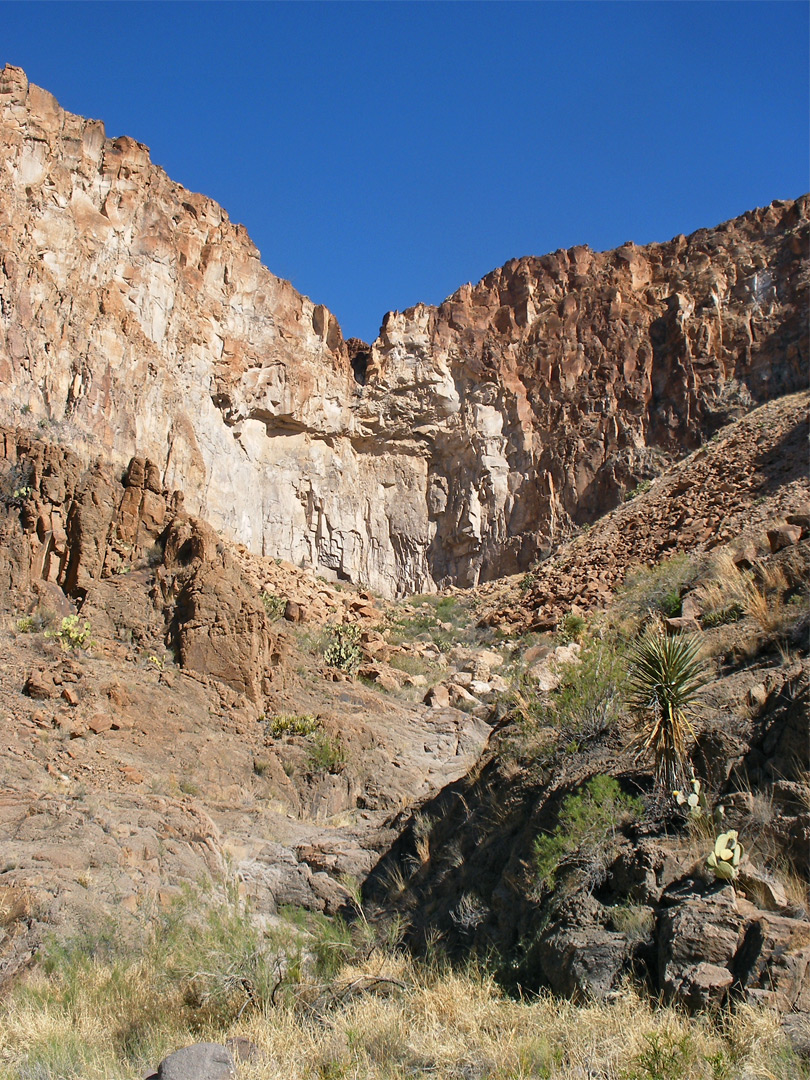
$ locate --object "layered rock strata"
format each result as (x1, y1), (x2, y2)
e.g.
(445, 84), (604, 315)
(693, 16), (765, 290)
(1, 64), (807, 596)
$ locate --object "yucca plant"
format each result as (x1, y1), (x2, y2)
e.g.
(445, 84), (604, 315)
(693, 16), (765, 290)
(627, 622), (708, 790)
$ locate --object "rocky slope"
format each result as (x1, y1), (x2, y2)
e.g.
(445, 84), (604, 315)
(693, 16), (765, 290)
(0, 428), (491, 988)
(1, 65), (807, 597)
(476, 388), (810, 633)
(361, 397), (810, 1017)
(1, 390), (807, 1027)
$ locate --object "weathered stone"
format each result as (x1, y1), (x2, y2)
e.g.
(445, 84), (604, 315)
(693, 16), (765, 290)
(781, 1013), (810, 1061)
(657, 884), (744, 1011)
(737, 868), (789, 912)
(425, 684), (451, 709)
(225, 1036), (263, 1064)
(767, 523), (803, 552)
(735, 900), (810, 1012)
(167, 518), (274, 702)
(156, 1042), (234, 1080)
(538, 927), (632, 1000)
(747, 683), (768, 710)
(23, 671), (58, 700)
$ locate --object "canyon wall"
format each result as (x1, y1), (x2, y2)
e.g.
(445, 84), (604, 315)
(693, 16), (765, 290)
(1, 65), (807, 596)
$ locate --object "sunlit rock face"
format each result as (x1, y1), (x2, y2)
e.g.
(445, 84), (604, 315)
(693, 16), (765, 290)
(1, 65), (807, 595)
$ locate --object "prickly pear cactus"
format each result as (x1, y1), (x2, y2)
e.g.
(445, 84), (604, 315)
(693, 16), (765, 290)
(706, 830), (743, 881)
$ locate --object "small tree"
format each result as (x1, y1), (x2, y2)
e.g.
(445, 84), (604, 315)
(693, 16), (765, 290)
(627, 622), (707, 790)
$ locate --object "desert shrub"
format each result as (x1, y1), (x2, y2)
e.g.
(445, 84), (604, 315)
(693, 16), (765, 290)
(145, 542), (164, 568)
(519, 570), (538, 593)
(622, 1030), (698, 1080)
(306, 730), (347, 774)
(15, 609), (57, 634)
(1, 461), (35, 509)
(552, 631), (629, 737)
(388, 651), (437, 679)
(533, 774), (644, 893)
(386, 593), (475, 652)
(616, 554), (700, 624)
(625, 478), (652, 501)
(44, 614), (95, 651)
(608, 902), (655, 943)
(701, 602), (745, 628)
(557, 612), (587, 644)
(323, 624), (362, 674)
(13, 886), (303, 1068)
(267, 713), (320, 738)
(261, 590), (287, 621)
(627, 623), (707, 790)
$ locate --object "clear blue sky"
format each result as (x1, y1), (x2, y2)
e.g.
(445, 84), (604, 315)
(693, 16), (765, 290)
(2, 1), (808, 343)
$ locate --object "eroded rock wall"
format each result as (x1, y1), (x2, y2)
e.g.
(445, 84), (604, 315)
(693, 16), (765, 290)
(1, 65), (807, 595)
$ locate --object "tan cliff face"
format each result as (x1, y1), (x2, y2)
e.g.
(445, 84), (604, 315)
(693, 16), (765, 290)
(1, 64), (807, 596)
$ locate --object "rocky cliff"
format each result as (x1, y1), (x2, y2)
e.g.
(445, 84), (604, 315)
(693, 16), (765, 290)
(1, 65), (807, 597)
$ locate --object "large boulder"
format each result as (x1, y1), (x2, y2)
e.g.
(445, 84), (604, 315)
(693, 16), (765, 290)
(657, 878), (810, 1013)
(156, 1043), (234, 1080)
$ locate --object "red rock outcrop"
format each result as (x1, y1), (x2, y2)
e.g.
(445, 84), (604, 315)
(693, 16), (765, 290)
(1, 64), (807, 595)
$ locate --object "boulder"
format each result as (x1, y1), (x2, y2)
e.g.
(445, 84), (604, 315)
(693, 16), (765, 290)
(156, 1043), (234, 1080)
(538, 926), (632, 1000)
(767, 523), (803, 552)
(657, 883), (744, 1010)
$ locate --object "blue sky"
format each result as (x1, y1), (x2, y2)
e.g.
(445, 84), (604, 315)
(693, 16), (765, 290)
(2, 1), (807, 342)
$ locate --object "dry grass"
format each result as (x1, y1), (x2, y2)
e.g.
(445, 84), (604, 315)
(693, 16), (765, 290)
(0, 937), (804, 1080)
(697, 553), (802, 636)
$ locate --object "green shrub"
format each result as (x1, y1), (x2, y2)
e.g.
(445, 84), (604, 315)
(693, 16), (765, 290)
(533, 774), (644, 893)
(627, 624), (707, 790)
(324, 624), (362, 675)
(385, 593), (475, 652)
(519, 570), (538, 594)
(557, 612), (587, 644)
(616, 555), (699, 624)
(306, 730), (347, 774)
(552, 632), (628, 737)
(622, 1031), (697, 1080)
(45, 615), (95, 651)
(261, 590), (287, 621)
(267, 713), (320, 738)
(388, 652), (437, 679)
(701, 603), (744, 628)
(625, 478), (652, 501)
(434, 595), (460, 621)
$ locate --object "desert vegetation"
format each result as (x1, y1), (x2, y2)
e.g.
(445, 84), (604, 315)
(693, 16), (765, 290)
(0, 885), (803, 1080)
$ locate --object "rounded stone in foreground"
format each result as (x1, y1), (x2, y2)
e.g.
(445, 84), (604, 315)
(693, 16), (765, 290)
(156, 1042), (235, 1080)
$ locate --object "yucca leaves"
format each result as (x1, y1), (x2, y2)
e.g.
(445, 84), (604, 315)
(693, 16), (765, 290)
(627, 622), (708, 790)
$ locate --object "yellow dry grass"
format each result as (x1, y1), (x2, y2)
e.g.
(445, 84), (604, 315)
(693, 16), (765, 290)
(0, 948), (803, 1080)
(698, 553), (797, 636)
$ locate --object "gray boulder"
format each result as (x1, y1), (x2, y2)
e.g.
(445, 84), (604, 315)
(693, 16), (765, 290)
(157, 1042), (235, 1080)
